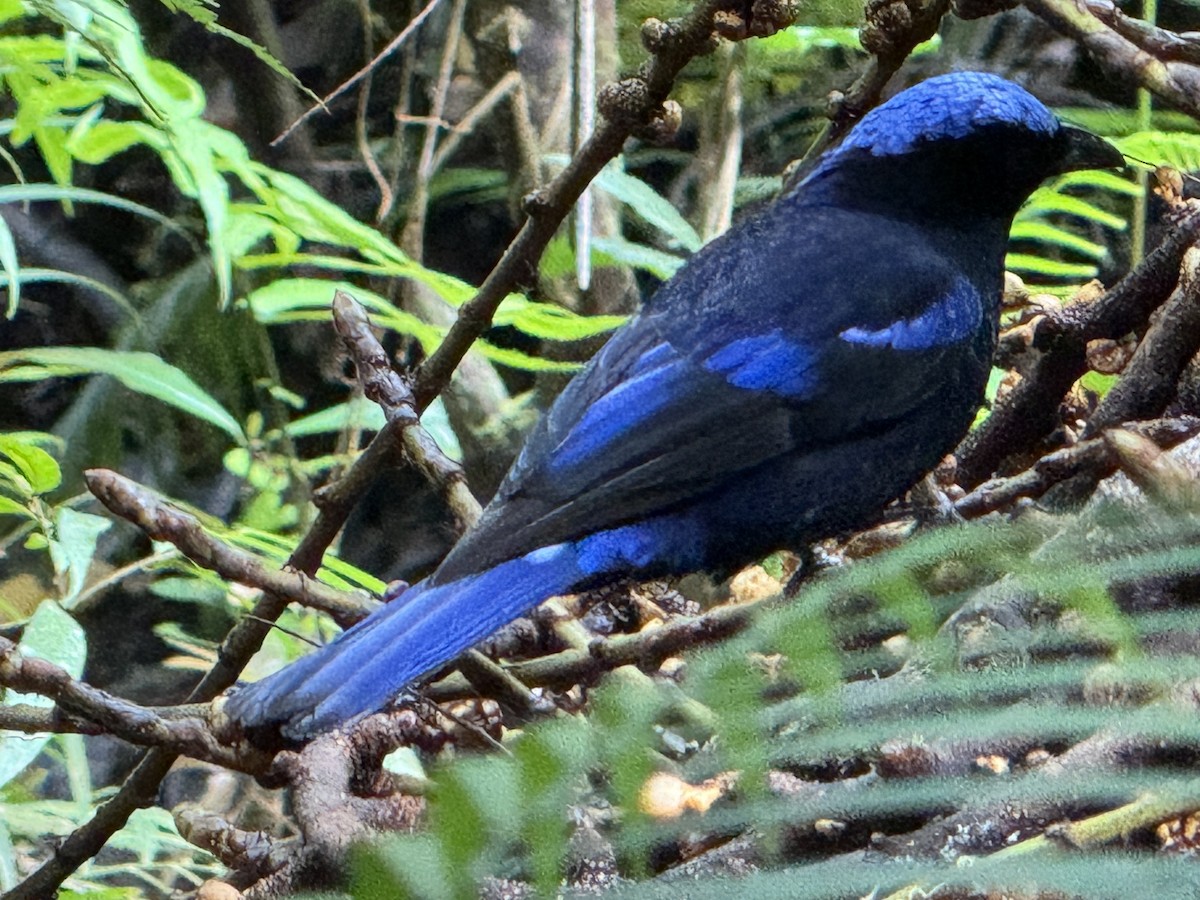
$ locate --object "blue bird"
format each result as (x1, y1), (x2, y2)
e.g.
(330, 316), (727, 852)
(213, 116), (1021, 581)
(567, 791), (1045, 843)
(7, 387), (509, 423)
(227, 72), (1122, 741)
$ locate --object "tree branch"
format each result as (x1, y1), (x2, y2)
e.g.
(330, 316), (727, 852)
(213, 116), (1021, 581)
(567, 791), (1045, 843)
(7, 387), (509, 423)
(956, 205), (1200, 489)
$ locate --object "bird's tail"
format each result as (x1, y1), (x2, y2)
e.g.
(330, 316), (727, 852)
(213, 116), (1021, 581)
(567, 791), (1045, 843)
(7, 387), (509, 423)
(225, 543), (585, 741)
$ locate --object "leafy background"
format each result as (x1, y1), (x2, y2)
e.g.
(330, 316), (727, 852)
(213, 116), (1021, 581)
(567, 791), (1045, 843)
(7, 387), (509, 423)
(3, 0), (1200, 897)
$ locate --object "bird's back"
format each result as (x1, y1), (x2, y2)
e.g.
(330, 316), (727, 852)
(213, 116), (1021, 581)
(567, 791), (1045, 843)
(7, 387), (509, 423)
(434, 201), (1005, 584)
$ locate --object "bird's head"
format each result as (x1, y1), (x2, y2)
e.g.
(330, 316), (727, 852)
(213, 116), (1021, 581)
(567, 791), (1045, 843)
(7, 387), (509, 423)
(799, 72), (1124, 223)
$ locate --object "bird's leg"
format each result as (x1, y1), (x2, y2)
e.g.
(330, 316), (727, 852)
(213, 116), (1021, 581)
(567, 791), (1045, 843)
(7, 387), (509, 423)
(910, 469), (965, 529)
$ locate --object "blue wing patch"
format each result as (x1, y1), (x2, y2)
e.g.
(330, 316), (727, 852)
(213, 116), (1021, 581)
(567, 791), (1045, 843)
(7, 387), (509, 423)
(550, 344), (688, 471)
(575, 513), (707, 575)
(840, 278), (982, 352)
(703, 330), (818, 398)
(551, 331), (816, 473)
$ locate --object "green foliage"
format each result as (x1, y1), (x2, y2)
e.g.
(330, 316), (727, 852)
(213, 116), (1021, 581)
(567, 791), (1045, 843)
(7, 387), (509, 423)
(352, 502), (1200, 897)
(1006, 168), (1133, 284)
(0, 0), (621, 358)
(1, 798), (220, 895)
(0, 602), (85, 789)
(149, 0), (318, 101)
(1006, 121), (1200, 287)
(1118, 129), (1200, 173)
(590, 159), (703, 253)
(0, 346), (247, 442)
(0, 587), (211, 894)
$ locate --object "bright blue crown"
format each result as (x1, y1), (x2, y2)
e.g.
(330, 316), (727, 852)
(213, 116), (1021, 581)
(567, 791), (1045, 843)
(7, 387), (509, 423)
(824, 72), (1060, 164)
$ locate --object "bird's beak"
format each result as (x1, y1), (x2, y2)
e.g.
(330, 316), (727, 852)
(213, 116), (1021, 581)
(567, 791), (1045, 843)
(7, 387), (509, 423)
(1058, 125), (1125, 173)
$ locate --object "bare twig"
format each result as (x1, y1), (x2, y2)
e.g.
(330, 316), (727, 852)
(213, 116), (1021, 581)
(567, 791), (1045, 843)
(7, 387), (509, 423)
(175, 810), (297, 886)
(1086, 247), (1200, 435)
(428, 71), (523, 176)
(85, 468), (378, 625)
(399, 0), (466, 243)
(0, 703), (100, 735)
(253, 712), (429, 889)
(332, 290), (482, 531)
(1084, 0), (1200, 66)
(0, 637), (270, 772)
(354, 0), (393, 222)
(422, 597), (758, 700)
(272, 0), (446, 146)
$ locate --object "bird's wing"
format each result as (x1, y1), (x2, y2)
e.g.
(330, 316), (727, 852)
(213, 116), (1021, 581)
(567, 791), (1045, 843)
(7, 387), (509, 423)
(436, 209), (992, 580)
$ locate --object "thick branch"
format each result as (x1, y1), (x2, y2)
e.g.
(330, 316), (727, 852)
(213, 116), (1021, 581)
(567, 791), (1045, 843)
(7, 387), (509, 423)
(1085, 248), (1200, 435)
(956, 206), (1200, 488)
(954, 416), (1200, 517)
(1024, 0), (1200, 118)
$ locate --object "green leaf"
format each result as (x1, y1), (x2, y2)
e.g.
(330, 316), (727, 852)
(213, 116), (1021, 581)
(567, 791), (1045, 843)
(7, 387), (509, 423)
(1009, 220), (1107, 259)
(242, 278), (444, 349)
(420, 398), (462, 463)
(352, 834), (453, 900)
(33, 125), (72, 187)
(1052, 169), (1142, 196)
(543, 234), (685, 281)
(0, 0), (27, 24)
(5, 266), (139, 322)
(0, 347), (245, 442)
(427, 166), (506, 204)
(972, 365), (1007, 428)
(593, 235), (685, 279)
(1023, 187), (1127, 230)
(1118, 131), (1200, 173)
(108, 807), (200, 863)
(492, 297), (625, 342)
(66, 119), (158, 164)
(0, 602), (87, 789)
(148, 575), (224, 606)
(178, 16), (319, 105)
(474, 341), (583, 373)
(0, 435), (61, 495)
(243, 278), (396, 320)
(1080, 370), (1118, 397)
(284, 397), (387, 439)
(167, 120), (232, 305)
(0, 816), (16, 893)
(0, 495), (32, 518)
(1005, 252), (1098, 279)
(49, 508), (110, 605)
(0, 216), (19, 319)
(224, 527), (386, 594)
(1058, 106), (1200, 137)
(770, 25), (863, 52)
(590, 159), (703, 252)
(0, 183), (190, 241)
(235, 252), (392, 276)
(735, 175), (782, 207)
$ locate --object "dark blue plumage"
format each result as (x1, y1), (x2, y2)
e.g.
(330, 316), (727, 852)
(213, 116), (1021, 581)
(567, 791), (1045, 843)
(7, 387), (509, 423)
(227, 73), (1122, 740)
